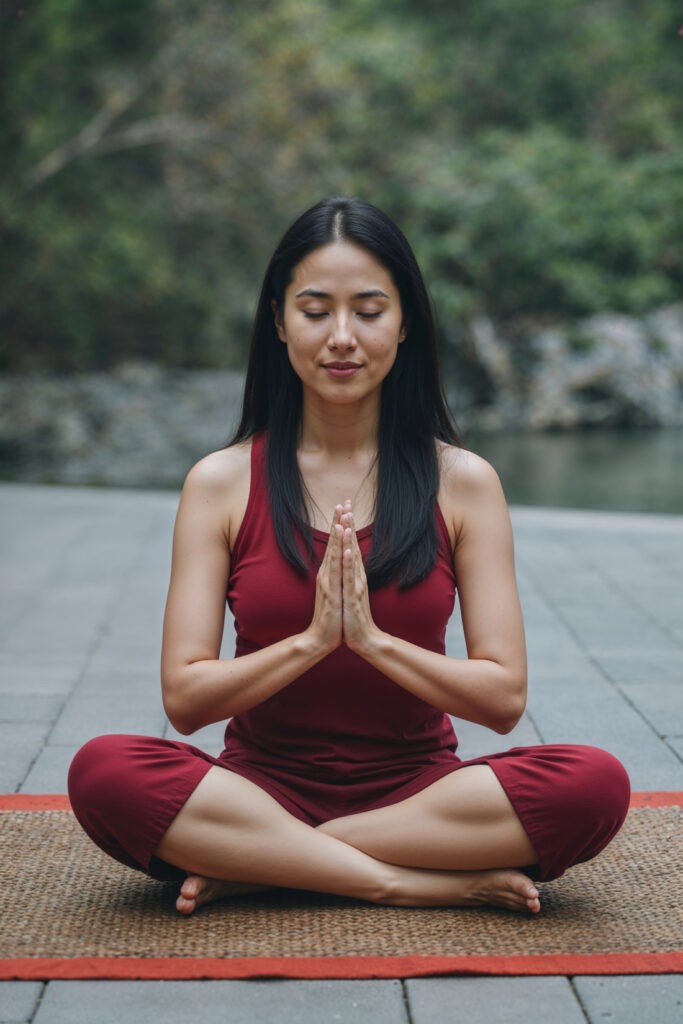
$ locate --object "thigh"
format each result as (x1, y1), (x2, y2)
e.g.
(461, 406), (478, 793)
(319, 763), (539, 871)
(68, 734), (224, 877)
(476, 743), (630, 879)
(320, 743), (630, 879)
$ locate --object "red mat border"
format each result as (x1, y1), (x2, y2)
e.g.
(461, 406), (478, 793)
(2, 792), (681, 980)
(1, 952), (682, 980)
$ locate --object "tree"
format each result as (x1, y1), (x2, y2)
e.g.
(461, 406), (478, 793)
(1, 0), (682, 372)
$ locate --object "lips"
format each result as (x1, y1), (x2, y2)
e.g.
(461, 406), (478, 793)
(323, 362), (362, 378)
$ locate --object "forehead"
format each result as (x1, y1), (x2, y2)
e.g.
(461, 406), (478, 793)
(289, 242), (397, 295)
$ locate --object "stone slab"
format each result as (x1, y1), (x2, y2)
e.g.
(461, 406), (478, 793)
(0, 694), (63, 723)
(406, 976), (586, 1024)
(34, 980), (408, 1024)
(0, 659), (83, 697)
(0, 982), (43, 1024)
(573, 975), (683, 1024)
(666, 735), (683, 761)
(0, 722), (51, 792)
(617, 680), (683, 737)
(20, 744), (80, 794)
(528, 682), (683, 790)
(593, 649), (683, 685)
(48, 695), (166, 748)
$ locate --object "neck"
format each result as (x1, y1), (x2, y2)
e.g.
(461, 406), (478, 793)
(299, 393), (380, 457)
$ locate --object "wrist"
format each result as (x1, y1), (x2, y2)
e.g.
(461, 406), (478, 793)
(295, 629), (339, 661)
(347, 627), (391, 661)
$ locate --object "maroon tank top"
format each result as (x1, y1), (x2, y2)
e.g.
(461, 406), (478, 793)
(224, 433), (458, 780)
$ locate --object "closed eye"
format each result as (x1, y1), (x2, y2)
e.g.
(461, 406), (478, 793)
(302, 310), (382, 320)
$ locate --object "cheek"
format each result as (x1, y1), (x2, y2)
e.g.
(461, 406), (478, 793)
(283, 333), (317, 370)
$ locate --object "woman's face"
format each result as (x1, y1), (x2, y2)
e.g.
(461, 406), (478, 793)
(274, 241), (406, 406)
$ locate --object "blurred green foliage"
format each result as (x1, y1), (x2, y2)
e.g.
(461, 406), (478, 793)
(1, 0), (682, 371)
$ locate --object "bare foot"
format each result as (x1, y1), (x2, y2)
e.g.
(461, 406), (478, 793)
(453, 868), (541, 914)
(175, 868), (540, 916)
(382, 866), (541, 914)
(176, 875), (271, 916)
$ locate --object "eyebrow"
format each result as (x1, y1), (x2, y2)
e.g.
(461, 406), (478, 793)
(294, 288), (390, 300)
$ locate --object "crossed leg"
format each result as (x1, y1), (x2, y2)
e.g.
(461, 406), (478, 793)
(153, 762), (541, 916)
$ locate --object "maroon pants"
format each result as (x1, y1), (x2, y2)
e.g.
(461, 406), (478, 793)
(68, 735), (630, 883)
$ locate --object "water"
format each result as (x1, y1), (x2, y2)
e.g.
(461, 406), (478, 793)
(465, 429), (683, 515)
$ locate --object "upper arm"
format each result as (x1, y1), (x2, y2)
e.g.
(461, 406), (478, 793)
(440, 446), (527, 683)
(161, 447), (248, 693)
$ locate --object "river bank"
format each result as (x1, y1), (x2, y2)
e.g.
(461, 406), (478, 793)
(1, 361), (682, 512)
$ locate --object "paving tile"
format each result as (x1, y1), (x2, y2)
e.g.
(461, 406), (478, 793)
(406, 976), (586, 1023)
(0, 694), (63, 722)
(34, 980), (408, 1024)
(666, 735), (683, 761)
(617, 680), (683, 737)
(20, 744), (80, 793)
(46, 672), (166, 748)
(86, 646), (162, 673)
(0, 721), (52, 791)
(2, 591), (115, 657)
(68, 668), (162, 695)
(593, 649), (683, 685)
(573, 975), (683, 1024)
(48, 695), (166, 748)
(0, 981), (43, 1024)
(0, 660), (83, 697)
(525, 674), (683, 791)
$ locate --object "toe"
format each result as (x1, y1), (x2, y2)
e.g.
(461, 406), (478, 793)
(176, 894), (196, 916)
(180, 875), (201, 899)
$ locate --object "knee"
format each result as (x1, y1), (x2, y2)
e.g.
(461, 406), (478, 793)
(561, 745), (631, 863)
(68, 734), (130, 817)
(576, 745), (630, 827)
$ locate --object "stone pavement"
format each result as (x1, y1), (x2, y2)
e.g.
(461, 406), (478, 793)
(1, 482), (682, 1023)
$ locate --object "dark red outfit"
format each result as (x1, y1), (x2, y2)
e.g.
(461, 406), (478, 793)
(69, 434), (630, 883)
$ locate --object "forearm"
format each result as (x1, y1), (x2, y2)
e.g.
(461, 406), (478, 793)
(163, 631), (333, 734)
(351, 630), (527, 734)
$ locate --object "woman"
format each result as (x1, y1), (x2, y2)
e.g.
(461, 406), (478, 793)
(69, 197), (630, 916)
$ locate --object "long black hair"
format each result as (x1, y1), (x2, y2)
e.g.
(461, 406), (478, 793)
(230, 196), (460, 588)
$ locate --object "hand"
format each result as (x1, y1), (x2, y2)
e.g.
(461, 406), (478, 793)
(306, 503), (345, 655)
(340, 505), (383, 655)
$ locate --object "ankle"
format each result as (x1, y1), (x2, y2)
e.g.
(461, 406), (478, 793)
(369, 863), (403, 905)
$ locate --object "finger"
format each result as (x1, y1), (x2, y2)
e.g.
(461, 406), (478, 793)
(341, 513), (364, 562)
(322, 522), (342, 572)
(327, 505), (344, 551)
(342, 527), (367, 597)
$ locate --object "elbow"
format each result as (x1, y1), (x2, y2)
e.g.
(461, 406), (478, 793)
(163, 697), (197, 737)
(491, 680), (527, 735)
(168, 714), (197, 737)
(492, 711), (522, 736)
(162, 673), (199, 736)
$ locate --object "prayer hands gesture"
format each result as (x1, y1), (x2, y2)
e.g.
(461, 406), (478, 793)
(308, 500), (381, 658)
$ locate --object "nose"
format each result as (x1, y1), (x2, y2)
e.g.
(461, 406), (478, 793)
(328, 313), (357, 352)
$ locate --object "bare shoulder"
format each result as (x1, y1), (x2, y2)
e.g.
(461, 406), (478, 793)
(437, 442), (509, 543)
(183, 441), (251, 497)
(179, 441), (252, 547)
(437, 441), (505, 502)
